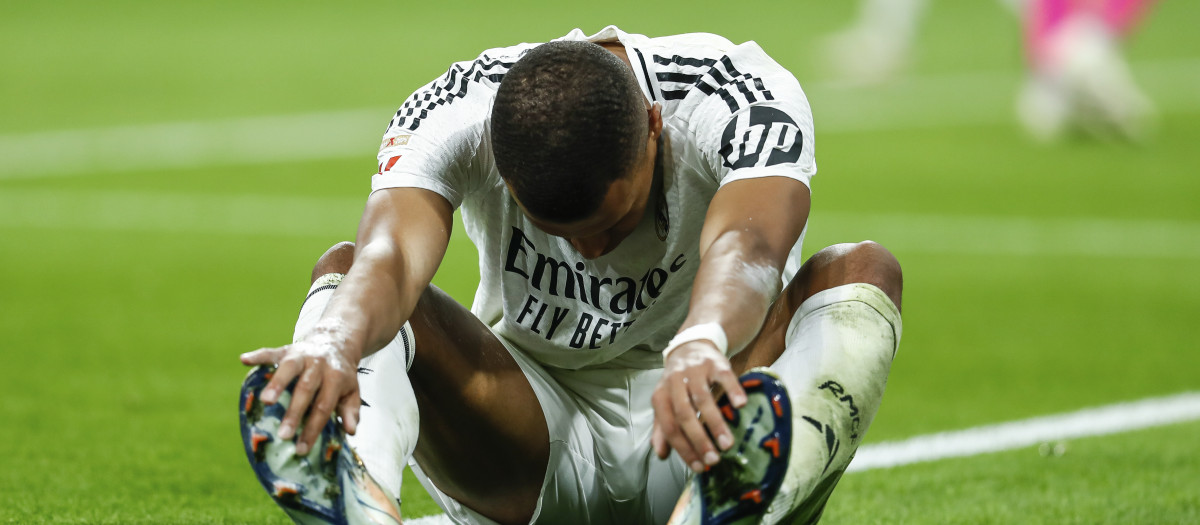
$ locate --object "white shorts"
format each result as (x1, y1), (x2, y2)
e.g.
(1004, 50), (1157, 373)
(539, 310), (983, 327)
(409, 335), (691, 525)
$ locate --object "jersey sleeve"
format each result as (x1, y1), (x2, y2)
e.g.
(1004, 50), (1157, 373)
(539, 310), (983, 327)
(681, 42), (817, 189)
(370, 49), (528, 208)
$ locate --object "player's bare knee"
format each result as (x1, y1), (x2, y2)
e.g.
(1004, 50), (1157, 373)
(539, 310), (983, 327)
(853, 240), (902, 308)
(833, 240), (901, 309)
(802, 241), (903, 310)
(311, 241), (356, 283)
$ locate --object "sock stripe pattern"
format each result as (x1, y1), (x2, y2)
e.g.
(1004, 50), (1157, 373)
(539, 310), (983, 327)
(303, 284), (340, 306)
(398, 323), (413, 371)
(301, 272), (347, 310)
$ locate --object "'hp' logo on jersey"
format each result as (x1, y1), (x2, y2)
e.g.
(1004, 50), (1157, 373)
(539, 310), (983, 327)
(719, 106), (804, 169)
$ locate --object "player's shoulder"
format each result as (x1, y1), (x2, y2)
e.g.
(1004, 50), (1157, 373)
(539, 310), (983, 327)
(630, 31), (813, 180)
(635, 31), (794, 80)
(385, 41), (536, 136)
(465, 39), (540, 69)
(633, 32), (804, 115)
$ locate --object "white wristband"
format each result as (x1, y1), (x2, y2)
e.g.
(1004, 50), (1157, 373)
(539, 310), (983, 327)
(663, 322), (729, 360)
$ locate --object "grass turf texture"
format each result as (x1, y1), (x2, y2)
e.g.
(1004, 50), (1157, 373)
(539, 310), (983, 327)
(2, 0), (1198, 523)
(824, 420), (1200, 524)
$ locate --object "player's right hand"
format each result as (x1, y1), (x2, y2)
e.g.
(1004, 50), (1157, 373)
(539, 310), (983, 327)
(240, 328), (361, 456)
(651, 340), (747, 473)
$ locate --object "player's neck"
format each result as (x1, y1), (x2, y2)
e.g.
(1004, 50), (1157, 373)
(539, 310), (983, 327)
(598, 41), (632, 70)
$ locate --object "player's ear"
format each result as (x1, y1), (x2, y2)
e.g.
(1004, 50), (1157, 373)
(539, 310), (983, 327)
(647, 102), (663, 142)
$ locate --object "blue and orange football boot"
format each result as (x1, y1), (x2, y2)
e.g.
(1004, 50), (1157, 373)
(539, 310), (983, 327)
(667, 368), (793, 525)
(239, 364), (401, 525)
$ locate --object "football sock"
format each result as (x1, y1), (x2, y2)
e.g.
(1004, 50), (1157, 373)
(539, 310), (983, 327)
(293, 273), (420, 504)
(763, 283), (902, 522)
(295, 273), (415, 371)
(294, 272), (344, 343)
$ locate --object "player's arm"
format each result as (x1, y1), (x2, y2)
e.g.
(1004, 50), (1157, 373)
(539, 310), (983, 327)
(650, 176), (811, 472)
(240, 187), (453, 454)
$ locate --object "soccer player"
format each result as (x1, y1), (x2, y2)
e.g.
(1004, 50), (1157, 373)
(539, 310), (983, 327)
(1018, 0), (1158, 141)
(238, 26), (903, 525)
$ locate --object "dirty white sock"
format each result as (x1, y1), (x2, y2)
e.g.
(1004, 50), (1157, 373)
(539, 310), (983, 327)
(764, 283), (902, 522)
(293, 273), (420, 505)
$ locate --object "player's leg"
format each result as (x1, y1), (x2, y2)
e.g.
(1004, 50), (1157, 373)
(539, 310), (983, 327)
(299, 243), (420, 511)
(820, 0), (929, 84)
(730, 240), (901, 375)
(670, 241), (902, 524)
(241, 244), (409, 524)
(264, 242), (550, 525)
(403, 284), (551, 525)
(753, 242), (901, 523)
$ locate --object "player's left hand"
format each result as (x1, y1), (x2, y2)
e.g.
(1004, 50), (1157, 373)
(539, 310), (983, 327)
(239, 327), (362, 457)
(651, 341), (747, 473)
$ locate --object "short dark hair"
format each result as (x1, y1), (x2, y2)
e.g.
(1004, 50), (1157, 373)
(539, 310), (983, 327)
(491, 41), (648, 223)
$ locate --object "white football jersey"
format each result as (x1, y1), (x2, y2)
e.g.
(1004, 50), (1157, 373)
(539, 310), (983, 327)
(371, 26), (816, 370)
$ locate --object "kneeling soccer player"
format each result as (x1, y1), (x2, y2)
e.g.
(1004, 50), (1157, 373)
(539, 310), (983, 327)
(239, 26), (903, 525)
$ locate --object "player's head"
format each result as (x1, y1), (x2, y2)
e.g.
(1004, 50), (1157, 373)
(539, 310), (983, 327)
(492, 40), (661, 258)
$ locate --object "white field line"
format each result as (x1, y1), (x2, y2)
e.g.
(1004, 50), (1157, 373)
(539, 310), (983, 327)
(1, 59), (1198, 180)
(402, 392), (1200, 524)
(848, 391), (1200, 472)
(3, 189), (1198, 260)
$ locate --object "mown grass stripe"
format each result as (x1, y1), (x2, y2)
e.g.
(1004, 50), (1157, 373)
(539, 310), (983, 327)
(3, 189), (1197, 260)
(2, 59), (1197, 180)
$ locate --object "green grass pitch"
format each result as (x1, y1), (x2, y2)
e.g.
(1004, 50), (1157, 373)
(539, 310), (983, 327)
(2, 1), (1197, 523)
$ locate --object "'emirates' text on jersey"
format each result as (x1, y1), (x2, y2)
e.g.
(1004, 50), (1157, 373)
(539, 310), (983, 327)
(371, 26), (816, 370)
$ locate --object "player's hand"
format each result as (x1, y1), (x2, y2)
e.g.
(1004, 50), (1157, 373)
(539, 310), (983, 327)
(650, 341), (747, 473)
(240, 327), (362, 456)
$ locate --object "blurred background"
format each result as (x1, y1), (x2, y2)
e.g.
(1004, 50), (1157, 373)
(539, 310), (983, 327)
(2, 1), (1197, 522)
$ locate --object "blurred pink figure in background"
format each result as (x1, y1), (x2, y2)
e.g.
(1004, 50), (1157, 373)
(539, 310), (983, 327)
(1019, 0), (1158, 141)
(823, 0), (1158, 141)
